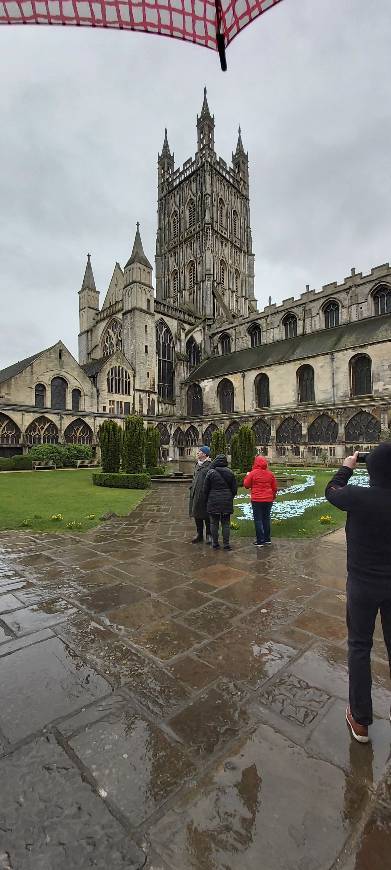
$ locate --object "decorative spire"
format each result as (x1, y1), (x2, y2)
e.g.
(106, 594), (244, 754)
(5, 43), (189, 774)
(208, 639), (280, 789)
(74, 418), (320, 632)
(197, 87), (215, 152)
(125, 223), (152, 270)
(235, 125), (245, 156)
(161, 127), (171, 157)
(81, 253), (96, 292)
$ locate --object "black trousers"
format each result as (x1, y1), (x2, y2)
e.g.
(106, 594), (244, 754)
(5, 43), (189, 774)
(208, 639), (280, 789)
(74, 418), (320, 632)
(195, 517), (211, 538)
(347, 576), (391, 726)
(210, 513), (231, 547)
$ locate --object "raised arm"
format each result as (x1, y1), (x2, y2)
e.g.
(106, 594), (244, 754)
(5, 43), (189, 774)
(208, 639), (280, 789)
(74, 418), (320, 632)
(325, 452), (364, 512)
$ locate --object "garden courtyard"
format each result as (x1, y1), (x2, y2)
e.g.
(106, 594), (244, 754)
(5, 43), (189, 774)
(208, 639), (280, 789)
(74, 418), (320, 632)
(0, 471), (390, 869)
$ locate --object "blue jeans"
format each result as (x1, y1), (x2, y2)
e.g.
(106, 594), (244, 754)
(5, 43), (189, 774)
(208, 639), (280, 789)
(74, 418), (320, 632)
(251, 501), (272, 544)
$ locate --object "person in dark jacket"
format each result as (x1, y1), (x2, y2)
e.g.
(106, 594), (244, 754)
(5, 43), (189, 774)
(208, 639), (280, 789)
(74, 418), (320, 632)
(325, 443), (391, 743)
(244, 455), (278, 546)
(189, 446), (212, 544)
(204, 454), (237, 550)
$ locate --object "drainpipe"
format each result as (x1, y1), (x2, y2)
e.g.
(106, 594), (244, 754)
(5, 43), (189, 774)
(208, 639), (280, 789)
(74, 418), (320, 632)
(241, 372), (246, 412)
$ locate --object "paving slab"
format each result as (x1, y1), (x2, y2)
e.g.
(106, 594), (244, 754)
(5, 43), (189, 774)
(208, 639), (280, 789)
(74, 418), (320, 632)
(0, 735), (145, 869)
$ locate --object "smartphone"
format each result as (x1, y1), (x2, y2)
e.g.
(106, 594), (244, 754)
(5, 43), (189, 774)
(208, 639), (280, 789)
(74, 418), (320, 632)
(357, 452), (369, 463)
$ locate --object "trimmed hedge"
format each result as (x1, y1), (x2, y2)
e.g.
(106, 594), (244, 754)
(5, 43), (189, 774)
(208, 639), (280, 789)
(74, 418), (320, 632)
(0, 455), (33, 471)
(29, 444), (93, 467)
(93, 472), (151, 490)
(146, 466), (166, 476)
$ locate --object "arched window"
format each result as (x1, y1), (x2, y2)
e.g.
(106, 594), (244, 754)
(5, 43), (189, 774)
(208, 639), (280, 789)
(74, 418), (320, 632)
(173, 427), (186, 456)
(64, 418), (93, 445)
(35, 383), (46, 409)
(51, 377), (67, 410)
(219, 333), (231, 355)
(350, 354), (372, 397)
(171, 211), (178, 239)
(283, 313), (297, 340)
(0, 413), (21, 445)
(203, 423), (218, 446)
(217, 378), (234, 413)
(188, 199), (196, 229)
(218, 198), (225, 229)
(345, 411), (380, 443)
(172, 270), (179, 299)
(324, 300), (340, 329)
(107, 367), (132, 395)
(187, 384), (203, 417)
(220, 260), (226, 288)
(156, 320), (175, 401)
(255, 373), (270, 408)
(102, 318), (122, 357)
(25, 416), (59, 445)
(225, 420), (240, 445)
(156, 422), (170, 446)
(232, 210), (238, 237)
(276, 417), (302, 445)
(252, 418), (271, 445)
(186, 337), (201, 368)
(188, 261), (196, 289)
(308, 414), (338, 444)
(235, 270), (240, 294)
(185, 425), (199, 447)
(297, 365), (315, 403)
(72, 389), (82, 412)
(249, 324), (262, 348)
(373, 285), (391, 316)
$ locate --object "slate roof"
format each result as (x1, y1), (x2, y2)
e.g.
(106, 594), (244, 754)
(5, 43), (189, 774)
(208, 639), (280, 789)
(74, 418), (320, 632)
(81, 358), (106, 377)
(0, 347), (53, 385)
(187, 314), (391, 383)
(125, 223), (153, 270)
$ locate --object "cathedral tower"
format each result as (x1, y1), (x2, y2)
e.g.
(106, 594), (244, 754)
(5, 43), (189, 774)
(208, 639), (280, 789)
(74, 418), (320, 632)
(155, 89), (256, 321)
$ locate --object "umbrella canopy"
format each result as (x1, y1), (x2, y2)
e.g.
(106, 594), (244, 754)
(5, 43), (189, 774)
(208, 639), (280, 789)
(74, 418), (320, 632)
(0, 0), (284, 68)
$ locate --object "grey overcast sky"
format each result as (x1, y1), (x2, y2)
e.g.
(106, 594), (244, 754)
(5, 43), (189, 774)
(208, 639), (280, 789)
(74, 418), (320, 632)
(0, 0), (390, 368)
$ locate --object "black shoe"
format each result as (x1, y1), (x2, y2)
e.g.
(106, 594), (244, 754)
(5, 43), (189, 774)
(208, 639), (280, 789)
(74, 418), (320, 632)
(191, 536), (203, 544)
(212, 543), (220, 550)
(224, 545), (232, 551)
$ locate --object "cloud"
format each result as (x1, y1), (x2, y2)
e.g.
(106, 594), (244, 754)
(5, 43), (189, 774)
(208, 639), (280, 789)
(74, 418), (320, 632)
(0, 0), (390, 366)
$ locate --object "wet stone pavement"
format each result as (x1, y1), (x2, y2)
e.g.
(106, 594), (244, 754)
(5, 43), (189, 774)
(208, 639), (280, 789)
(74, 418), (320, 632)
(0, 487), (390, 869)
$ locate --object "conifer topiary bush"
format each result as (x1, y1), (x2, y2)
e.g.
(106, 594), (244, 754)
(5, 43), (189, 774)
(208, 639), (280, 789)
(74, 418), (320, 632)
(122, 415), (145, 474)
(230, 433), (240, 471)
(145, 426), (160, 469)
(238, 424), (256, 473)
(98, 420), (122, 473)
(210, 428), (227, 460)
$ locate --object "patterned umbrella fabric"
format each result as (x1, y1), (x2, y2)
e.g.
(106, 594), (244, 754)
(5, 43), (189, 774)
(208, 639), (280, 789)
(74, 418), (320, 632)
(0, 0), (284, 68)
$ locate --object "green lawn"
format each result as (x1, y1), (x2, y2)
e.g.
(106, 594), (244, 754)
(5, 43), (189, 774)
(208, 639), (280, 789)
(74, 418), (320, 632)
(231, 467), (352, 540)
(0, 469), (146, 533)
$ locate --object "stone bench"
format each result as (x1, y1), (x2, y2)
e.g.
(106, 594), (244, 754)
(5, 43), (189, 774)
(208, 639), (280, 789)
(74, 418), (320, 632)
(32, 461), (56, 471)
(76, 459), (99, 469)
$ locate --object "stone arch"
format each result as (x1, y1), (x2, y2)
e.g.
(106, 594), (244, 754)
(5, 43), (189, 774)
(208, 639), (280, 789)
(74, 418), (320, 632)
(219, 333), (231, 355)
(203, 423), (218, 447)
(217, 378), (234, 413)
(72, 388), (82, 412)
(254, 373), (270, 408)
(64, 418), (93, 445)
(372, 283), (391, 316)
(185, 425), (199, 447)
(0, 413), (21, 446)
(225, 420), (240, 445)
(323, 299), (340, 329)
(276, 417), (302, 445)
(282, 312), (297, 339)
(156, 422), (170, 446)
(308, 414), (338, 444)
(297, 364), (315, 403)
(252, 418), (271, 445)
(173, 426), (186, 457)
(248, 324), (262, 348)
(25, 416), (59, 445)
(187, 383), (203, 417)
(156, 319), (175, 401)
(345, 411), (380, 444)
(186, 336), (201, 368)
(35, 383), (46, 409)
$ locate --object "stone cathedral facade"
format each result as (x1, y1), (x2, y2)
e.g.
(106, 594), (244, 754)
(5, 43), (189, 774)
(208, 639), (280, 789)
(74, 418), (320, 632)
(0, 91), (390, 461)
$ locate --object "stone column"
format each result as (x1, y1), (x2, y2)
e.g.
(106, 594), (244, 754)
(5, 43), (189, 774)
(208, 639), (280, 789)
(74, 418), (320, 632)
(269, 417), (276, 461)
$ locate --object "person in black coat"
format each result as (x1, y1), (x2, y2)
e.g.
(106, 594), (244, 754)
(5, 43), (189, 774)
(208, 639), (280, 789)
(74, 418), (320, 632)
(325, 443), (391, 743)
(189, 446), (212, 544)
(204, 454), (238, 550)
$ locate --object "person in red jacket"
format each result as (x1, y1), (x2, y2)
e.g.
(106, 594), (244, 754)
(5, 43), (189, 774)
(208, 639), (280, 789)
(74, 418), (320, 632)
(244, 456), (278, 547)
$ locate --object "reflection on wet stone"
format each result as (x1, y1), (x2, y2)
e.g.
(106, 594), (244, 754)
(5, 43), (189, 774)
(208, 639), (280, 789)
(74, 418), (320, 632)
(79, 583), (148, 613)
(169, 687), (249, 756)
(70, 709), (196, 826)
(1, 598), (77, 636)
(133, 619), (203, 660)
(259, 672), (331, 726)
(106, 598), (176, 633)
(0, 736), (145, 869)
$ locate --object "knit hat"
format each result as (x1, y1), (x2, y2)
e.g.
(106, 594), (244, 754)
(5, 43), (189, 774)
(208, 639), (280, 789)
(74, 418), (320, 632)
(199, 445), (211, 456)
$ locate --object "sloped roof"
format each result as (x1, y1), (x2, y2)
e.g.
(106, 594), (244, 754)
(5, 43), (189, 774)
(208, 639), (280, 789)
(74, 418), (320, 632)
(81, 358), (106, 377)
(125, 223), (152, 270)
(0, 346), (54, 385)
(187, 314), (391, 383)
